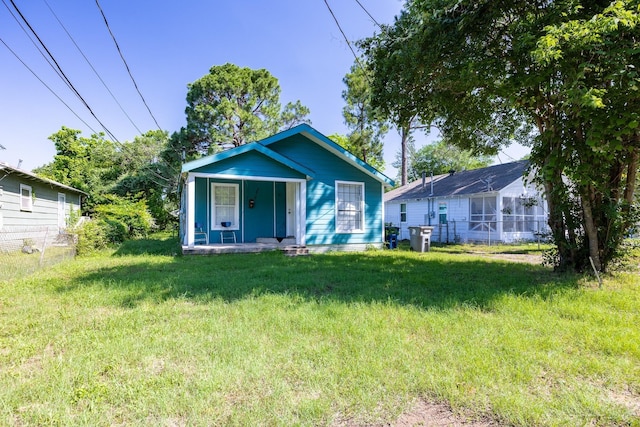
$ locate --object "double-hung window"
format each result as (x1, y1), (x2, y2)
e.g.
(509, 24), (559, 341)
(211, 183), (239, 229)
(336, 181), (364, 233)
(20, 184), (32, 212)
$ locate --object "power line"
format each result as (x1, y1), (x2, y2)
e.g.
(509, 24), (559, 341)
(2, 0), (72, 93)
(0, 36), (100, 135)
(0, 32), (171, 185)
(6, 0), (121, 142)
(43, 0), (144, 135)
(322, 0), (367, 70)
(94, 0), (162, 131)
(353, 0), (381, 28)
(1, 5), (171, 187)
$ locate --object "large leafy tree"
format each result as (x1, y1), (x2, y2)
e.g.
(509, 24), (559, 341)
(327, 133), (385, 171)
(183, 63), (310, 155)
(364, 0), (640, 272)
(35, 128), (175, 228)
(395, 139), (493, 183)
(34, 127), (118, 212)
(341, 62), (388, 168)
(111, 130), (175, 228)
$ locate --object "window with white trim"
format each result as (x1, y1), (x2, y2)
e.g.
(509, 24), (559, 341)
(336, 181), (364, 233)
(470, 196), (496, 231)
(211, 183), (239, 229)
(400, 203), (407, 223)
(20, 184), (32, 212)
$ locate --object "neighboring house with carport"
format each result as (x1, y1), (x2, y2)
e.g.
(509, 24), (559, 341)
(384, 160), (549, 244)
(0, 161), (85, 251)
(180, 124), (395, 253)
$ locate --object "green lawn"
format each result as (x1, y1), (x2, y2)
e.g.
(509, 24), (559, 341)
(1, 236), (638, 426)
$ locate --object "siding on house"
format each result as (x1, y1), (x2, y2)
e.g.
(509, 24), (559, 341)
(191, 150), (307, 180)
(0, 173), (82, 230)
(384, 161), (548, 243)
(267, 134), (384, 245)
(180, 125), (393, 249)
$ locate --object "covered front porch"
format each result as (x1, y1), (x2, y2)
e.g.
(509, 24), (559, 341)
(182, 173), (307, 249)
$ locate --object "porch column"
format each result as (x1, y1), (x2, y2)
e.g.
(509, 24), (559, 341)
(381, 186), (386, 244)
(299, 181), (306, 246)
(186, 173), (195, 247)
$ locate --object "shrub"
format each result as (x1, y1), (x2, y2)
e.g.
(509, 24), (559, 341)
(75, 219), (109, 256)
(94, 195), (155, 240)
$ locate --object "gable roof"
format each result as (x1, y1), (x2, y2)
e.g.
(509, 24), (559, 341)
(260, 124), (395, 187)
(385, 160), (529, 203)
(181, 139), (315, 178)
(0, 161), (87, 195)
(181, 124), (395, 187)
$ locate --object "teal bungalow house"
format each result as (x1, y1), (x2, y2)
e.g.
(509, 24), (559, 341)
(180, 124), (394, 253)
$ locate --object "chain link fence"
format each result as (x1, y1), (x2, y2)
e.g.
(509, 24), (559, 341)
(395, 220), (551, 246)
(0, 226), (77, 282)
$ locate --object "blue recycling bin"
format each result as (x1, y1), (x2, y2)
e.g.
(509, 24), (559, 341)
(388, 233), (398, 249)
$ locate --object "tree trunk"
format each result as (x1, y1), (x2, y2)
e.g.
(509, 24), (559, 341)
(623, 143), (638, 208)
(581, 184), (602, 272)
(544, 179), (570, 270)
(400, 124), (409, 186)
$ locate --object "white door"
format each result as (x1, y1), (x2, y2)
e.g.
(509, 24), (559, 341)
(286, 182), (297, 238)
(399, 203), (408, 240)
(57, 193), (66, 230)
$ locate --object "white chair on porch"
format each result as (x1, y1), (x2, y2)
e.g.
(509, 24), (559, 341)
(220, 221), (236, 244)
(194, 222), (208, 245)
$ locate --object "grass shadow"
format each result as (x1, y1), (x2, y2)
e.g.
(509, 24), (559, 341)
(113, 235), (182, 256)
(57, 236), (577, 311)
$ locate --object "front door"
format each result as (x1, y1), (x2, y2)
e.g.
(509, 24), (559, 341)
(243, 181), (274, 242)
(57, 193), (66, 230)
(286, 182), (297, 238)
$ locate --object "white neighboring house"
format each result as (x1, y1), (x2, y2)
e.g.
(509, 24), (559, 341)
(384, 160), (549, 244)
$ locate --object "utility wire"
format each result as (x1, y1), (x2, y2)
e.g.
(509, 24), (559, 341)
(1, 4), (170, 187)
(43, 0), (144, 135)
(2, 0), (72, 94)
(6, 0), (121, 142)
(1, 1), (166, 185)
(0, 36), (99, 134)
(353, 0), (381, 27)
(322, 0), (367, 71)
(95, 0), (162, 131)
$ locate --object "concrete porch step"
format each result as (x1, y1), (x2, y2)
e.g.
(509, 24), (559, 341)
(281, 245), (309, 256)
(256, 237), (297, 245)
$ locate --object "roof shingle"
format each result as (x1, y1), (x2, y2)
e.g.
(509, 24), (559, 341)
(385, 160), (529, 202)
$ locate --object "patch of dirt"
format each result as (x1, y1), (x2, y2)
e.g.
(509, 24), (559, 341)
(21, 342), (57, 374)
(390, 399), (496, 427)
(335, 399), (496, 427)
(470, 252), (543, 265)
(608, 389), (640, 418)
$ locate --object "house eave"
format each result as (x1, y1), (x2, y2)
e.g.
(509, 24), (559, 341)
(298, 127), (395, 188)
(257, 124), (395, 188)
(0, 161), (87, 195)
(183, 171), (310, 182)
(181, 142), (315, 179)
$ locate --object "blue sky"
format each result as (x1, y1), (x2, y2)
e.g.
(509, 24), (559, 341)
(0, 0), (527, 176)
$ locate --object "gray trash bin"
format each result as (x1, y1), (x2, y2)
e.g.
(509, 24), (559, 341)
(409, 226), (434, 252)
